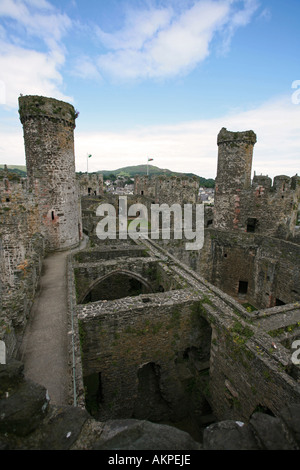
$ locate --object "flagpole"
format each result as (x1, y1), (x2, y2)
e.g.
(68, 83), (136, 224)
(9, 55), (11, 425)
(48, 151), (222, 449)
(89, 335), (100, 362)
(147, 157), (154, 176)
(87, 154), (92, 175)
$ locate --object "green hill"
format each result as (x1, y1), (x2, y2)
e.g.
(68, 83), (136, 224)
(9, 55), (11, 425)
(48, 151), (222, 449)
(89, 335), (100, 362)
(0, 164), (215, 187)
(94, 165), (215, 188)
(0, 164), (27, 177)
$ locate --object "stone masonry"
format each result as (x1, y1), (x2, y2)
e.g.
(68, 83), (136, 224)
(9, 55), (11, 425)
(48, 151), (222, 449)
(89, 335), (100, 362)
(18, 95), (81, 252)
(213, 128), (300, 239)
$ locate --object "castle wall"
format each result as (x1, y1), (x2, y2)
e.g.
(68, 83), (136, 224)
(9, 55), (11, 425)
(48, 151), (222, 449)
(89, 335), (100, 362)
(209, 315), (300, 421)
(134, 175), (199, 205)
(217, 174), (300, 238)
(77, 290), (212, 422)
(155, 228), (300, 309)
(75, 254), (300, 425)
(0, 175), (45, 356)
(77, 173), (104, 197)
(73, 245), (186, 304)
(134, 175), (156, 199)
(213, 128), (300, 239)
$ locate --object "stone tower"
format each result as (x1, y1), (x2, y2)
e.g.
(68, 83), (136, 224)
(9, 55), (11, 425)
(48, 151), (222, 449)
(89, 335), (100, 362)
(213, 128), (257, 231)
(19, 95), (81, 251)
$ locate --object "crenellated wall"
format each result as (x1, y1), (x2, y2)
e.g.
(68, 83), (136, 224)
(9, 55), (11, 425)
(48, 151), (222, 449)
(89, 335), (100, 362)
(77, 173), (104, 197)
(213, 128), (300, 239)
(134, 174), (199, 205)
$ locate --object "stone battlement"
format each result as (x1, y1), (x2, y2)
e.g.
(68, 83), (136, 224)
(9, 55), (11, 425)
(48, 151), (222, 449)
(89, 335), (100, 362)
(217, 127), (257, 145)
(18, 95), (78, 128)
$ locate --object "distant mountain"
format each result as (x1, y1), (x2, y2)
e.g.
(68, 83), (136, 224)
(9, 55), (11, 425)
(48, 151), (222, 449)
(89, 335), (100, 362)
(93, 165), (215, 188)
(0, 165), (27, 177)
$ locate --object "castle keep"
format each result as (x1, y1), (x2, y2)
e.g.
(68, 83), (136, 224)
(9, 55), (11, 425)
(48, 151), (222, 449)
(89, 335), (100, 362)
(0, 95), (300, 448)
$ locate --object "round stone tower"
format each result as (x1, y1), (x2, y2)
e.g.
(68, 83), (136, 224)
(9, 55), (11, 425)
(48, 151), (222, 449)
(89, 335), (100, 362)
(213, 128), (257, 231)
(19, 95), (80, 251)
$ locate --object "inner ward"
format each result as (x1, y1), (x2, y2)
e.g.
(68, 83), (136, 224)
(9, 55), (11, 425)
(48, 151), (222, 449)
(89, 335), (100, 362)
(72, 182), (300, 445)
(74, 238), (215, 442)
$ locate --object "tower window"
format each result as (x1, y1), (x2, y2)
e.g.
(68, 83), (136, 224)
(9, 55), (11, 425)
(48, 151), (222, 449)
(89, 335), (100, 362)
(246, 218), (257, 233)
(238, 281), (248, 295)
(51, 211), (55, 220)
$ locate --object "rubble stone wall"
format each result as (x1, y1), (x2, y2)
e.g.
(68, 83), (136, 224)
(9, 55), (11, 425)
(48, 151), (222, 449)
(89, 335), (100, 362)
(134, 175), (199, 205)
(0, 176), (45, 356)
(18, 95), (80, 251)
(213, 128), (300, 239)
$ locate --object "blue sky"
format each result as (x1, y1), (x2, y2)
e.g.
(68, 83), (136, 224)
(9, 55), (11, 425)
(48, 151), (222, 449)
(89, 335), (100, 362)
(0, 0), (299, 178)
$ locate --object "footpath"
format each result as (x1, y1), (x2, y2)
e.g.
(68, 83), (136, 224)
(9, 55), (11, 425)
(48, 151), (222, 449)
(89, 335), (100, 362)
(19, 251), (71, 405)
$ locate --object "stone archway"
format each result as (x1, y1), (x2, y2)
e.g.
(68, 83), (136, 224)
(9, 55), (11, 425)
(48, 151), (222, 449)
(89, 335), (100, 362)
(79, 269), (154, 304)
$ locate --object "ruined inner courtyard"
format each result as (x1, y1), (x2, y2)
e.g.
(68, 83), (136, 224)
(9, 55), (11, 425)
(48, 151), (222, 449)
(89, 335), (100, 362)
(72, 199), (300, 443)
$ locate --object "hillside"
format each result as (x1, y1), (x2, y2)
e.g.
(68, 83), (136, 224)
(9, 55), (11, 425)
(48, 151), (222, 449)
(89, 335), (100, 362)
(97, 165), (215, 188)
(0, 164), (215, 187)
(0, 164), (27, 177)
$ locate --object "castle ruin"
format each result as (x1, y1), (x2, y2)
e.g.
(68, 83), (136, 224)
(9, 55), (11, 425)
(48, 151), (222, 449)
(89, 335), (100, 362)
(0, 95), (300, 449)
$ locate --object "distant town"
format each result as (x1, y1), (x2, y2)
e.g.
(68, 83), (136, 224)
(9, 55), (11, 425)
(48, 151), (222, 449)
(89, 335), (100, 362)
(0, 163), (215, 204)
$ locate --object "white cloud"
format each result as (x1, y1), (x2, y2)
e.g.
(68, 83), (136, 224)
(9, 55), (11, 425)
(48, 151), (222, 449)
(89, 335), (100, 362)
(73, 95), (300, 180)
(95, 0), (260, 81)
(95, 6), (173, 51)
(1, 94), (299, 180)
(0, 0), (71, 45)
(0, 41), (72, 107)
(0, 0), (72, 107)
(220, 0), (260, 53)
(71, 55), (102, 81)
(0, 118), (25, 165)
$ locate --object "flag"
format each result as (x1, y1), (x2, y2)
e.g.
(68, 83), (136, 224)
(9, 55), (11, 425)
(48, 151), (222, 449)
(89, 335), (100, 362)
(88, 154), (92, 158)
(148, 158), (153, 161)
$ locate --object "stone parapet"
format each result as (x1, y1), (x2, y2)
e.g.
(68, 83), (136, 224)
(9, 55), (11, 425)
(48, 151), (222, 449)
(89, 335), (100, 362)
(217, 127), (257, 145)
(18, 95), (77, 128)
